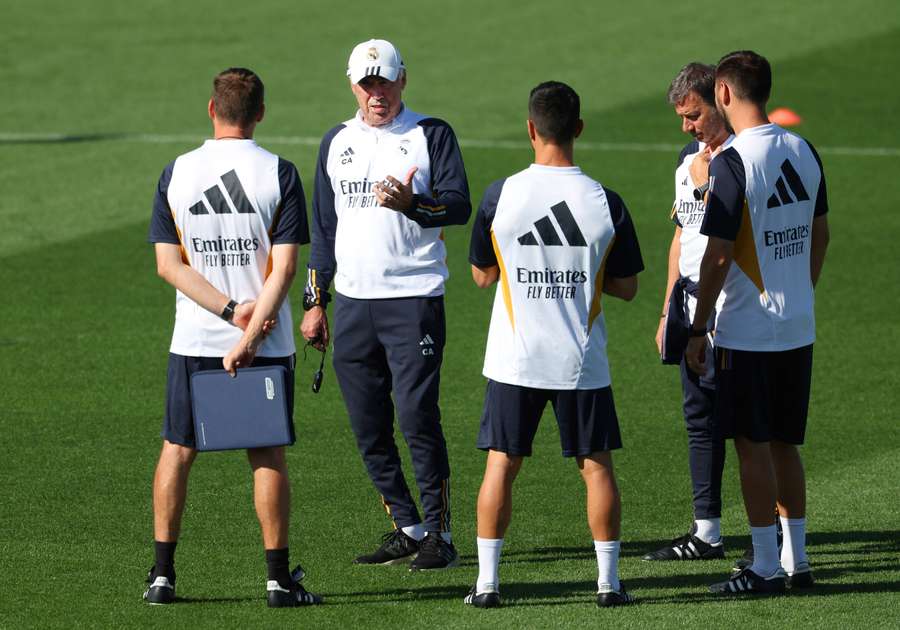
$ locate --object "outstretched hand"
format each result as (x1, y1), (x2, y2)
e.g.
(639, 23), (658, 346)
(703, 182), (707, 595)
(374, 167), (418, 211)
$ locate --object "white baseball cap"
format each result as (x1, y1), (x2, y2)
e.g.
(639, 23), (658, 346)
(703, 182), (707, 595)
(347, 39), (405, 84)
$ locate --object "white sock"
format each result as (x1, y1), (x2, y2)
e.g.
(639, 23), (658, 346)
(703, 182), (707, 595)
(749, 524), (780, 577)
(694, 518), (721, 543)
(779, 516), (808, 574)
(594, 540), (621, 592)
(440, 531), (452, 544)
(476, 537), (503, 593)
(401, 524), (425, 541)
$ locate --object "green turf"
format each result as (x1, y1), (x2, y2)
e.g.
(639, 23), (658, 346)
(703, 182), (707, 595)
(2, 1), (899, 628)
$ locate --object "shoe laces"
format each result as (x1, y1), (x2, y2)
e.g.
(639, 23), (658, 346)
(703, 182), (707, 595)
(419, 533), (444, 553)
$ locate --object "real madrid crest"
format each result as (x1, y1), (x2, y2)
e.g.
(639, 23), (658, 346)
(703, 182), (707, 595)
(367, 47), (379, 60)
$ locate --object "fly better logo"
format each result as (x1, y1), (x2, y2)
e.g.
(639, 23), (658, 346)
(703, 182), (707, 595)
(189, 170), (256, 215)
(766, 159), (810, 209)
(518, 201), (587, 247)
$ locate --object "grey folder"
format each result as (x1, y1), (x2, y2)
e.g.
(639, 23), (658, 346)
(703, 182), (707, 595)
(190, 366), (292, 451)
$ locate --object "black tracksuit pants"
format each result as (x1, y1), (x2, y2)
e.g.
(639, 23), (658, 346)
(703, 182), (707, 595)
(332, 293), (451, 532)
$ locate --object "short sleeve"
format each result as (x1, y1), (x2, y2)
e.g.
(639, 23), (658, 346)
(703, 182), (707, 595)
(603, 187), (644, 278)
(148, 161), (179, 244)
(701, 147), (746, 241)
(805, 140), (829, 217)
(271, 158), (309, 245)
(468, 178), (505, 267)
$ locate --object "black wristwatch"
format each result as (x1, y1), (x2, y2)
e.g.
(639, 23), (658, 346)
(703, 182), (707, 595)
(692, 181), (710, 201)
(220, 299), (238, 322)
(688, 326), (708, 337)
(302, 293), (321, 311)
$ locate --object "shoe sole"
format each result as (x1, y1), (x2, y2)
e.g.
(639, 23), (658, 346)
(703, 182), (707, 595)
(354, 552), (418, 566)
(409, 555), (460, 572)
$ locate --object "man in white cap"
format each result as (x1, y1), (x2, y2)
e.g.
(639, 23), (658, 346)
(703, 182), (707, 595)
(300, 39), (471, 570)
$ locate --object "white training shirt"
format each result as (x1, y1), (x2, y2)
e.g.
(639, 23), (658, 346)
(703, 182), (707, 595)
(148, 139), (308, 357)
(469, 165), (644, 390)
(306, 106), (471, 304)
(703, 124), (828, 351)
(672, 136), (733, 320)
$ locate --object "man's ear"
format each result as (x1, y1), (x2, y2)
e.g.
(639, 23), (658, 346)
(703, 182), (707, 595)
(574, 118), (584, 139)
(257, 102), (265, 123)
(208, 98), (216, 121)
(718, 80), (731, 107)
(527, 119), (537, 142)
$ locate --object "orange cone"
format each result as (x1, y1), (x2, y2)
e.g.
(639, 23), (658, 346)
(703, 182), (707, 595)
(768, 107), (803, 126)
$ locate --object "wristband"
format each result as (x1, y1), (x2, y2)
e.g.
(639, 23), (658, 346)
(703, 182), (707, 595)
(220, 299), (238, 322)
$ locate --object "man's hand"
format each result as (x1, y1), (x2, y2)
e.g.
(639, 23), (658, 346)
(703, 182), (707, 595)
(689, 147), (712, 188)
(231, 300), (277, 336)
(223, 340), (259, 377)
(374, 167), (418, 211)
(655, 316), (666, 355)
(685, 335), (707, 374)
(300, 306), (330, 351)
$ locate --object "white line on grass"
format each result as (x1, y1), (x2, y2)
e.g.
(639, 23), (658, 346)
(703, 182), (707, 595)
(1, 131), (898, 157)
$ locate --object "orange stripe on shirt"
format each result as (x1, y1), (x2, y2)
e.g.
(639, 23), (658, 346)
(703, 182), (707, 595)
(490, 229), (515, 331)
(733, 199), (765, 294)
(588, 235), (616, 332)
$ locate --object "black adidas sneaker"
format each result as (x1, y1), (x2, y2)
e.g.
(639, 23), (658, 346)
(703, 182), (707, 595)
(710, 567), (786, 595)
(143, 567), (175, 605)
(409, 532), (459, 571)
(642, 531), (724, 561)
(354, 529), (419, 565)
(596, 583), (636, 608)
(267, 565), (323, 607)
(464, 585), (501, 608)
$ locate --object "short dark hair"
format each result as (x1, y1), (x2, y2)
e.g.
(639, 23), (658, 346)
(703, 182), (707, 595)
(528, 81), (580, 145)
(716, 50), (772, 105)
(212, 67), (264, 127)
(667, 62), (716, 107)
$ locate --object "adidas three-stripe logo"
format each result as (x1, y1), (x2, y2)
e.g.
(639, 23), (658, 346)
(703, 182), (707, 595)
(518, 201), (587, 247)
(767, 159), (809, 208)
(189, 170), (256, 215)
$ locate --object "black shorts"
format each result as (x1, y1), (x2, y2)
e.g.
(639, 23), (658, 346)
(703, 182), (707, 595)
(162, 353), (296, 448)
(713, 344), (813, 444)
(477, 379), (622, 457)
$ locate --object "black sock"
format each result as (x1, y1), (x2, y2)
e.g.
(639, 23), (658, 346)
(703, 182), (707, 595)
(154, 541), (177, 582)
(266, 547), (292, 589)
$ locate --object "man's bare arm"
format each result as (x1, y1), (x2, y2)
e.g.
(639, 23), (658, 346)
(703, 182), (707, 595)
(810, 214), (829, 288)
(685, 236), (733, 374)
(472, 264), (500, 288)
(224, 244), (298, 374)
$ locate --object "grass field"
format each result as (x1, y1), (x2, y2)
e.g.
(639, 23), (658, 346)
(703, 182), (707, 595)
(2, 1), (899, 628)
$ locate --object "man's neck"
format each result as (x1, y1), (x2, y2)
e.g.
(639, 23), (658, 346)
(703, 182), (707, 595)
(706, 130), (730, 152)
(533, 141), (576, 167)
(212, 123), (253, 140)
(727, 105), (769, 136)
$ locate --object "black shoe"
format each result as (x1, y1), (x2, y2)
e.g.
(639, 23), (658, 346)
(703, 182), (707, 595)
(786, 563), (814, 589)
(710, 567), (786, 595)
(354, 529), (419, 565)
(464, 585), (501, 608)
(733, 520), (785, 572)
(642, 531), (724, 561)
(267, 564), (323, 607)
(596, 583), (636, 607)
(409, 532), (459, 571)
(143, 567), (175, 605)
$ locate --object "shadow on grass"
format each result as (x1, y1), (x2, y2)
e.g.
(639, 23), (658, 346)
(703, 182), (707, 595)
(175, 596), (259, 604)
(0, 132), (132, 145)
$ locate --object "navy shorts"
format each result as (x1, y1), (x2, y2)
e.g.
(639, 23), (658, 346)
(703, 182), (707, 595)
(162, 353), (296, 448)
(713, 344), (813, 444)
(477, 379), (623, 457)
